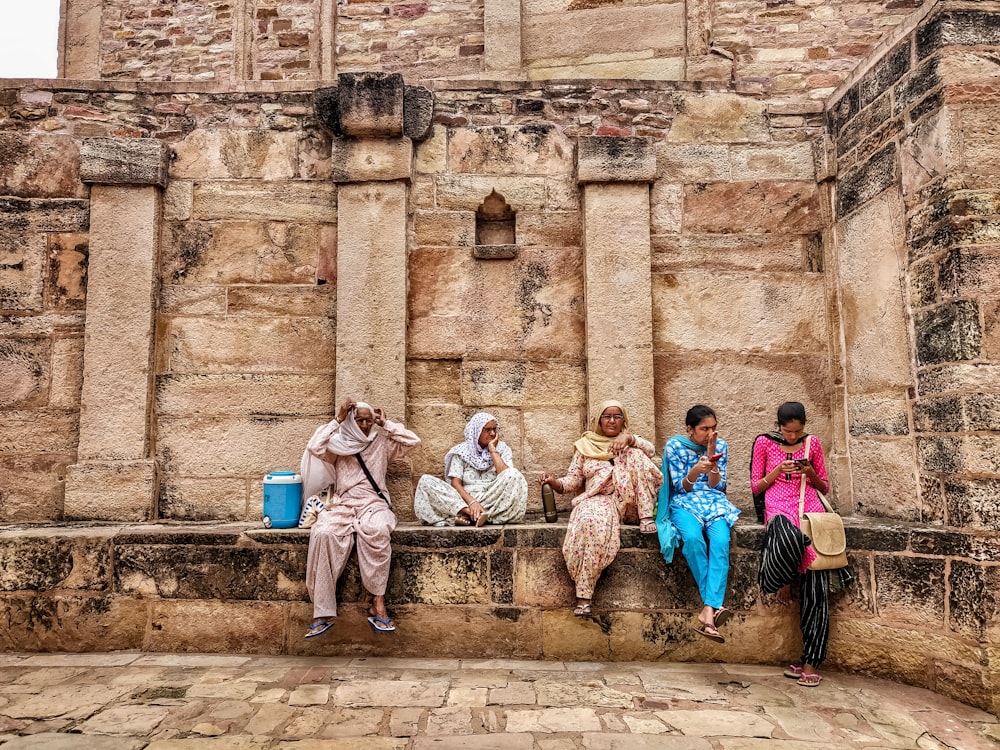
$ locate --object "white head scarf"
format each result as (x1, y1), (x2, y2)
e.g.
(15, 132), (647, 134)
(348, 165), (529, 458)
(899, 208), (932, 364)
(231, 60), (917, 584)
(443, 412), (507, 476)
(299, 403), (378, 499)
(324, 402), (378, 456)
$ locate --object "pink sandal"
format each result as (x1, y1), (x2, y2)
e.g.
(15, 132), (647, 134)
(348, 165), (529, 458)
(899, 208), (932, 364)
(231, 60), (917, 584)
(783, 664), (804, 679)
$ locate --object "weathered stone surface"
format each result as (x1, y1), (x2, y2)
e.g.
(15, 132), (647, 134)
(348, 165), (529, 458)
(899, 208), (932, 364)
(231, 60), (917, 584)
(155, 416), (318, 477)
(577, 137), (655, 183)
(47, 232), (88, 310)
(730, 143), (816, 181)
(156, 373), (336, 417)
(0, 409), (79, 454)
(683, 181), (822, 233)
(449, 126), (572, 177)
(63, 460), (156, 522)
(170, 130), (298, 180)
(657, 709), (774, 737)
(163, 317), (335, 374)
(875, 554), (945, 626)
(148, 600), (287, 654)
(949, 561), (1000, 640)
(330, 137), (413, 183)
(80, 138), (169, 187)
(0, 453), (73, 523)
(917, 9), (1000, 61)
(836, 144), (897, 218)
(0, 338), (50, 409)
(434, 175), (550, 211)
(861, 42), (911, 108)
(403, 86), (435, 142)
(408, 246), (585, 360)
(521, 406), (586, 483)
(159, 477), (251, 522)
(913, 300), (982, 366)
(164, 221), (326, 285)
(0, 593), (146, 652)
(338, 72), (404, 138)
(0, 231), (45, 311)
(917, 363), (1000, 396)
(668, 94), (768, 144)
(583, 182), (655, 437)
(115, 544), (306, 600)
(336, 181), (407, 417)
(0, 528), (111, 592)
(413, 211), (475, 247)
(652, 233), (815, 272)
(0, 133), (86, 198)
(387, 550), (491, 605)
(901, 109), (955, 197)
(945, 477), (1000, 530)
(523, 4), (684, 64)
(657, 144), (730, 182)
(848, 393), (909, 436)
(460, 361), (586, 409)
(191, 181), (337, 222)
(407, 404), (524, 479)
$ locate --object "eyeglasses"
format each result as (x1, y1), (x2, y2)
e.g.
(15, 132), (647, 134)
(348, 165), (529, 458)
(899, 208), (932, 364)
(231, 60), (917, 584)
(600, 414), (625, 421)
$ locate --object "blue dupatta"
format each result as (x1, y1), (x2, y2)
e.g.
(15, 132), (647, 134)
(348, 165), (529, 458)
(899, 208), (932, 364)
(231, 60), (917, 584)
(654, 435), (704, 563)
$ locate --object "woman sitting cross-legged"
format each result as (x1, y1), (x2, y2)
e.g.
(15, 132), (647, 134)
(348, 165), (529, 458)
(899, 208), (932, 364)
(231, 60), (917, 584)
(662, 405), (740, 644)
(539, 400), (663, 617)
(414, 412), (528, 527)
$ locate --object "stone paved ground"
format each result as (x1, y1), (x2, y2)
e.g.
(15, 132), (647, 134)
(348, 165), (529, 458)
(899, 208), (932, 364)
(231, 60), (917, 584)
(0, 653), (997, 749)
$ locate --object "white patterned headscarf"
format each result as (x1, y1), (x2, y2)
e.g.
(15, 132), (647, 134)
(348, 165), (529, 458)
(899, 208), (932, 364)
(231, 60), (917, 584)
(443, 412), (506, 476)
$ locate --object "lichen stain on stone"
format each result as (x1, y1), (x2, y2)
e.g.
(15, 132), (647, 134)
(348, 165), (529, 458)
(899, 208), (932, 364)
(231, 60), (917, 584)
(640, 612), (688, 644)
(168, 222), (211, 283)
(517, 261), (553, 335)
(220, 131), (271, 178)
(568, 0), (624, 9)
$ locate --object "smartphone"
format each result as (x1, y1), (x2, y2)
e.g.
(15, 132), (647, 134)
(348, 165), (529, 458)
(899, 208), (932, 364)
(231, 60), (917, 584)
(709, 452), (724, 462)
(793, 459), (809, 468)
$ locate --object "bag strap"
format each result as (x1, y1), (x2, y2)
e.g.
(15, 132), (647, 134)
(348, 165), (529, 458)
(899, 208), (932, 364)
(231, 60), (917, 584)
(798, 435), (811, 520)
(354, 451), (389, 505)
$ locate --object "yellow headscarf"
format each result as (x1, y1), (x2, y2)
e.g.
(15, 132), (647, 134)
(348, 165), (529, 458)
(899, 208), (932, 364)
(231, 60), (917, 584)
(574, 400), (630, 460)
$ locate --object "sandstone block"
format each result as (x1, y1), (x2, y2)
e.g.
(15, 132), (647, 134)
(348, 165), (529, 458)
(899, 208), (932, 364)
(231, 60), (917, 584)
(460, 361), (586, 408)
(149, 600), (287, 654)
(650, 182), (682, 235)
(164, 221), (325, 285)
(683, 181), (822, 233)
(191, 181), (337, 222)
(0, 133), (86, 198)
(159, 477), (250, 521)
(515, 210), (581, 247)
(0, 231), (45, 311)
(449, 125), (573, 177)
(63, 460), (156, 521)
(330, 137), (412, 182)
(668, 93), (768, 143)
(414, 125), (447, 175)
(484, 0), (522, 72)
(848, 393), (910, 436)
(387, 550), (491, 604)
(917, 363), (1000, 396)
(158, 285), (227, 316)
(0, 453), (73, 523)
(527, 58), (685, 82)
(0, 593), (145, 652)
(434, 175), (548, 211)
(406, 359), (462, 403)
(155, 415), (319, 477)
(413, 211), (475, 247)
(46, 232), (88, 310)
(0, 338), (50, 409)
(80, 138), (170, 187)
(874, 554), (945, 626)
(835, 193), (912, 391)
(0, 196), (89, 233)
(901, 109), (955, 197)
(0, 527), (113, 592)
(652, 233), (814, 272)
(163, 180), (193, 221)
(156, 373), (336, 417)
(227, 285), (336, 318)
(521, 407), (585, 484)
(949, 560), (1000, 640)
(522, 4), (684, 64)
(407, 246), (585, 361)
(163, 317), (335, 374)
(170, 129), (298, 180)
(338, 72), (404, 138)
(403, 86), (435, 141)
(577, 137), (655, 184)
(940, 248), (1000, 297)
(116, 543), (307, 601)
(335, 182), (407, 416)
(835, 144), (897, 218)
(514, 548), (574, 607)
(913, 300), (982, 366)
(0, 409), (79, 454)
(849, 438), (919, 520)
(730, 143), (816, 181)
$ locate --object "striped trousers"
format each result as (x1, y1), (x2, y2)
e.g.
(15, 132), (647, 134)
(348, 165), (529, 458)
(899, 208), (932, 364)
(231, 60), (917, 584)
(759, 514), (830, 668)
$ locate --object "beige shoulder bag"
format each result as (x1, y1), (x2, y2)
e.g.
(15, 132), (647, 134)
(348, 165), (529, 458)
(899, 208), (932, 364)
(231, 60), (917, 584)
(798, 437), (848, 571)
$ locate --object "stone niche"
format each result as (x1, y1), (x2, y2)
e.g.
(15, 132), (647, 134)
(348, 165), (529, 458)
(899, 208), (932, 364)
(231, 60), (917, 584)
(473, 189), (517, 260)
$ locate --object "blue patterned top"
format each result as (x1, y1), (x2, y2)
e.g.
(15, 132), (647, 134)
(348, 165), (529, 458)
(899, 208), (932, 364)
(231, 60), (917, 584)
(663, 436), (740, 526)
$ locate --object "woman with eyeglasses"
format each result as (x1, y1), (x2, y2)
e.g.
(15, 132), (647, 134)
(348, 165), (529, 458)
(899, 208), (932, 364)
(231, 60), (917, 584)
(539, 400), (663, 616)
(413, 412), (528, 527)
(661, 405), (739, 643)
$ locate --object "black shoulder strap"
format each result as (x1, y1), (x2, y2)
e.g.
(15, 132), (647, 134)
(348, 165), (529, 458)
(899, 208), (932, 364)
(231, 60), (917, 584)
(354, 452), (389, 504)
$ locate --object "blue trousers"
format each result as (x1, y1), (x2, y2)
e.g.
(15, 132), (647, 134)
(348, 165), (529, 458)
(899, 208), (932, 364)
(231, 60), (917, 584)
(671, 506), (731, 609)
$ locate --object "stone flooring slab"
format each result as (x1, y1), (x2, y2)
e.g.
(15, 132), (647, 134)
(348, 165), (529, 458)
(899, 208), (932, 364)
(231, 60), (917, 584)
(0, 653), (994, 749)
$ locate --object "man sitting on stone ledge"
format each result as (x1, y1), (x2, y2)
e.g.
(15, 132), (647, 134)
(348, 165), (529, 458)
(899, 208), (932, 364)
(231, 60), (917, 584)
(299, 399), (421, 637)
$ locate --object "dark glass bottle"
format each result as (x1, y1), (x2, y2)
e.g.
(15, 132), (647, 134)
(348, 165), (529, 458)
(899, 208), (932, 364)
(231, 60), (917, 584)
(542, 482), (558, 523)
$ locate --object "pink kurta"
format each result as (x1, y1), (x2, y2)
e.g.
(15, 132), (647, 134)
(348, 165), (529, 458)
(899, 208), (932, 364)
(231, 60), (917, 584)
(305, 419), (420, 618)
(750, 434), (828, 572)
(558, 438), (662, 599)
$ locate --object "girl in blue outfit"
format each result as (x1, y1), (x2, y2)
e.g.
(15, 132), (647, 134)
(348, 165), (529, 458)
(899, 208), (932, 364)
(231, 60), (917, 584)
(659, 405), (740, 643)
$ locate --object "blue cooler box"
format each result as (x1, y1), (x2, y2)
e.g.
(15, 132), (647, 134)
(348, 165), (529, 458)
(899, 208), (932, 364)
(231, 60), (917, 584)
(262, 471), (303, 529)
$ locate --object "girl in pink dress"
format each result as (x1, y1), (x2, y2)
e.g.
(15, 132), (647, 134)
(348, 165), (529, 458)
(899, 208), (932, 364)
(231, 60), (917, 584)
(750, 401), (844, 688)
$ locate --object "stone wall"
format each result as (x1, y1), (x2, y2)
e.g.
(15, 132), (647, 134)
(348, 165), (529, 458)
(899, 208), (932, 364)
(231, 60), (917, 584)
(61, 0), (921, 97)
(0, 521), (994, 713)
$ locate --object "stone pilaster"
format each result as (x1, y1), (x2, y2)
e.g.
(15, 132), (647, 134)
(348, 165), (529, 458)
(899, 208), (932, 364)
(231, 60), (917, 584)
(578, 137), (657, 440)
(64, 138), (170, 521)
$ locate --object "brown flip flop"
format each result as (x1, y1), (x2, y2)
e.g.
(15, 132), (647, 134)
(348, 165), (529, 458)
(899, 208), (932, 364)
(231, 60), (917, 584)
(693, 625), (725, 644)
